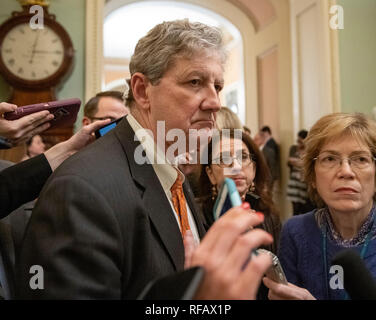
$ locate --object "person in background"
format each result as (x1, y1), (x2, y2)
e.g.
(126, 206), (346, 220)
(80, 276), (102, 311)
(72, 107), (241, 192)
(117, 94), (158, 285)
(198, 129), (280, 252)
(82, 91), (129, 126)
(20, 135), (46, 161)
(286, 129), (315, 215)
(253, 132), (263, 148)
(196, 129), (281, 299)
(259, 126), (280, 190)
(264, 113), (376, 300)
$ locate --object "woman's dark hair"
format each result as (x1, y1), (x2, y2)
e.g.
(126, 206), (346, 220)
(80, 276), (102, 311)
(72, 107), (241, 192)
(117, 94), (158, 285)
(198, 129), (280, 245)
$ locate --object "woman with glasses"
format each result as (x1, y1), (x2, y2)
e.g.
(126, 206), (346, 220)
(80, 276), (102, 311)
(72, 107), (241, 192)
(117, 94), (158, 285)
(264, 113), (376, 300)
(198, 129), (281, 253)
(197, 129), (281, 300)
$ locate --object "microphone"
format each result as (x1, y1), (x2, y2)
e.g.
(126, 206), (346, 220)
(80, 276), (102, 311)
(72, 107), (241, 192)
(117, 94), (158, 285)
(331, 249), (376, 300)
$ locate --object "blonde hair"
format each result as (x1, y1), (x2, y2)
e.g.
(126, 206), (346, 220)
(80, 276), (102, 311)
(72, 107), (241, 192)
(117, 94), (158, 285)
(303, 113), (376, 206)
(216, 107), (243, 130)
(126, 19), (226, 107)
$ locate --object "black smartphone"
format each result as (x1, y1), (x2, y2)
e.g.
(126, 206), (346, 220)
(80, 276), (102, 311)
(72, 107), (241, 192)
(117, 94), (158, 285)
(94, 117), (123, 139)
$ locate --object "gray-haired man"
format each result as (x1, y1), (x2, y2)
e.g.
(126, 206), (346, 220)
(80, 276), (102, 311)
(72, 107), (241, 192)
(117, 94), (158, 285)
(17, 20), (272, 300)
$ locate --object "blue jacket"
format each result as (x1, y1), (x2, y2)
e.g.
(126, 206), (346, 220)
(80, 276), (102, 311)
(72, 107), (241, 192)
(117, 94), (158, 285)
(279, 210), (376, 300)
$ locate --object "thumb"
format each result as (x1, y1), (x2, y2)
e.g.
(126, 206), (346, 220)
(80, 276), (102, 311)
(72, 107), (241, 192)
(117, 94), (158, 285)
(183, 230), (197, 269)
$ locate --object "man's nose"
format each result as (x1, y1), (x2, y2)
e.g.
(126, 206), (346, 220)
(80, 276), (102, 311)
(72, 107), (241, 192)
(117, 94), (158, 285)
(200, 85), (221, 112)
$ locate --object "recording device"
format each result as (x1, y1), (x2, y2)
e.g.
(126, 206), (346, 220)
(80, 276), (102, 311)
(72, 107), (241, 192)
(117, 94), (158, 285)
(4, 98), (81, 130)
(95, 117), (123, 139)
(256, 249), (288, 285)
(137, 267), (204, 300)
(332, 249), (376, 300)
(213, 178), (288, 284)
(213, 177), (242, 221)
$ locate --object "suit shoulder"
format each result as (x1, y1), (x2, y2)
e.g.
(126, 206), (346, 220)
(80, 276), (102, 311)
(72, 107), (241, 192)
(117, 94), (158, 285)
(45, 133), (133, 195)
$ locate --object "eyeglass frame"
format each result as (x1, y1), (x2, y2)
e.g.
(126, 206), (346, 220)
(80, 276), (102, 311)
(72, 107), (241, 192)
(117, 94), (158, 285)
(313, 153), (376, 170)
(211, 152), (255, 168)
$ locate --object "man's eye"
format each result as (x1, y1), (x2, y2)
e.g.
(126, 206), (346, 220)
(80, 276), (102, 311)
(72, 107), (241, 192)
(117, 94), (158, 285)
(190, 79), (201, 86)
(215, 84), (223, 92)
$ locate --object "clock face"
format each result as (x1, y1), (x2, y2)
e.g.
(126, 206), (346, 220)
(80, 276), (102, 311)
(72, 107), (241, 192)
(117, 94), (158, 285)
(0, 23), (65, 81)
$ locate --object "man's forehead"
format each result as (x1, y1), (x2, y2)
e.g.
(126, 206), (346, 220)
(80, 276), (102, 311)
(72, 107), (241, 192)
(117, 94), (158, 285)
(95, 96), (127, 115)
(171, 55), (224, 79)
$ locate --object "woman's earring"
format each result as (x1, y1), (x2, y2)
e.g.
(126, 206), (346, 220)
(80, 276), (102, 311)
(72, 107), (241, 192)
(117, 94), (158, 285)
(211, 184), (218, 200)
(248, 181), (255, 193)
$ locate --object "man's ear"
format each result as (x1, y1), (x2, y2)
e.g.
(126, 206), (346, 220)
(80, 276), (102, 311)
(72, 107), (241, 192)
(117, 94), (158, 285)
(205, 166), (217, 186)
(131, 73), (151, 110)
(82, 116), (91, 127)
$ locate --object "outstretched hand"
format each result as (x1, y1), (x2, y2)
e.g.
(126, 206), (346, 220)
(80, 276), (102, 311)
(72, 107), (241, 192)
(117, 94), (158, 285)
(44, 119), (111, 171)
(185, 204), (273, 300)
(0, 102), (54, 146)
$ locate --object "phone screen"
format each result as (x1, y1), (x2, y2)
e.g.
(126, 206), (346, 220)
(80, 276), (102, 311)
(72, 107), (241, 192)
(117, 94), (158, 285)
(98, 122), (117, 137)
(95, 117), (124, 138)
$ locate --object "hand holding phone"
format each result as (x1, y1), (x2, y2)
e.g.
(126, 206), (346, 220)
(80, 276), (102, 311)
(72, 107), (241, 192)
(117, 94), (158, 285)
(0, 101), (53, 146)
(213, 178), (288, 285)
(256, 249), (288, 285)
(4, 98), (81, 130)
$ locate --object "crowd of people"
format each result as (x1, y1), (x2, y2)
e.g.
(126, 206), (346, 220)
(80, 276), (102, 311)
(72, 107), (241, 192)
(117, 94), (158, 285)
(0, 19), (375, 301)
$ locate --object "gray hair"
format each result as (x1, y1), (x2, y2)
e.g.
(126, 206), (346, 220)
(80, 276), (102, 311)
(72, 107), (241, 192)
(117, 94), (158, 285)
(125, 19), (227, 107)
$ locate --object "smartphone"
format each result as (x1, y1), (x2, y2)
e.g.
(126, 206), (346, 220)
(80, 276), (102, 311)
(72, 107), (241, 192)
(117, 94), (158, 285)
(256, 249), (288, 285)
(213, 177), (242, 221)
(94, 117), (123, 139)
(4, 98), (81, 129)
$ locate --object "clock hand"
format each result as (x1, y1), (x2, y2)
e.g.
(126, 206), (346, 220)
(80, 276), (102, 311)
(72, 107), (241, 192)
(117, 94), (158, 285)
(32, 50), (62, 54)
(29, 31), (40, 64)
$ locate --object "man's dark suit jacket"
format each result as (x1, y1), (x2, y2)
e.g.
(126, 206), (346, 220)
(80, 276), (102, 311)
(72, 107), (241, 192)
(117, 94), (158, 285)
(263, 138), (280, 182)
(16, 117), (207, 299)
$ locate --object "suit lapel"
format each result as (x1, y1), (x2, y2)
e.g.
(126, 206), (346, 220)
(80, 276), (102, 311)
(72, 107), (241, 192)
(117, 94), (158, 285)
(114, 117), (185, 270)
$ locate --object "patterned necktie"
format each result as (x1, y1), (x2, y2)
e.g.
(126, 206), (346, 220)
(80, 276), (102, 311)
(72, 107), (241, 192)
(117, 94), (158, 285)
(170, 173), (191, 236)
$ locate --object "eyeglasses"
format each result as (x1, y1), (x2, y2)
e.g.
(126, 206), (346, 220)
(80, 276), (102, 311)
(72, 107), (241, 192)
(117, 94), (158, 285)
(313, 153), (376, 170)
(212, 152), (254, 168)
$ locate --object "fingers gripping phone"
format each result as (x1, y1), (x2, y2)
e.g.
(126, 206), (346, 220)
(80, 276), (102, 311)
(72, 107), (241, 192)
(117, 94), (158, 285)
(4, 98), (81, 130)
(213, 178), (288, 284)
(256, 249), (288, 285)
